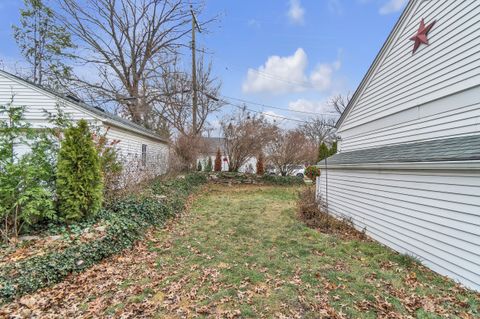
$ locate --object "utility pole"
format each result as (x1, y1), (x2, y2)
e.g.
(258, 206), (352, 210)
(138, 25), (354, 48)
(191, 5), (201, 136)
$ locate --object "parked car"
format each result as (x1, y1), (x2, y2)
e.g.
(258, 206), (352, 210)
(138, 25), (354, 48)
(288, 165), (305, 178)
(265, 165), (277, 176)
(266, 165), (305, 178)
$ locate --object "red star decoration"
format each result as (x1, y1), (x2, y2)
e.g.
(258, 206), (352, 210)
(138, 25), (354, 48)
(410, 18), (436, 54)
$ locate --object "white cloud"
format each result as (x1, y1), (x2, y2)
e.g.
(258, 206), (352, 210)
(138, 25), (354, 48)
(288, 99), (331, 114)
(242, 48), (308, 94)
(379, 0), (408, 15)
(242, 49), (341, 95)
(262, 110), (283, 122)
(310, 60), (341, 91)
(287, 0), (305, 25)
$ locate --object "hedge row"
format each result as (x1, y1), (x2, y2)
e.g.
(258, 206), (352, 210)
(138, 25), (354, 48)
(0, 173), (207, 303)
(210, 172), (305, 185)
(259, 174), (305, 185)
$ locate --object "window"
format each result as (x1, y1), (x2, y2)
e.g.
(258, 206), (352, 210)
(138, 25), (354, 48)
(141, 144), (147, 166)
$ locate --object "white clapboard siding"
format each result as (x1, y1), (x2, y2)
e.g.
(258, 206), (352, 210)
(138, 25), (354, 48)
(106, 125), (169, 176)
(0, 70), (169, 177)
(340, 85), (480, 151)
(338, 0), (480, 152)
(344, 0), (480, 126)
(0, 73), (97, 124)
(317, 168), (480, 291)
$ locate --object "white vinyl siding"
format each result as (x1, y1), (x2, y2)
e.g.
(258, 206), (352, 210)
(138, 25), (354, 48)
(340, 86), (480, 151)
(317, 167), (480, 291)
(339, 0), (480, 152)
(0, 73), (97, 126)
(0, 70), (169, 177)
(318, 0), (480, 292)
(106, 126), (168, 176)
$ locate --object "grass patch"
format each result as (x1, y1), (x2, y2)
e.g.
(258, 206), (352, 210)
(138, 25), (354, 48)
(151, 184), (479, 318)
(1, 184), (477, 317)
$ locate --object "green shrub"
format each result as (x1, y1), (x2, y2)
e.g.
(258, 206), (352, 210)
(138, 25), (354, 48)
(305, 166), (321, 181)
(330, 141), (338, 156)
(318, 142), (330, 162)
(205, 157), (213, 172)
(209, 172), (304, 186)
(0, 173), (207, 303)
(318, 141), (338, 162)
(260, 174), (305, 185)
(56, 120), (103, 222)
(0, 102), (57, 242)
(92, 127), (123, 201)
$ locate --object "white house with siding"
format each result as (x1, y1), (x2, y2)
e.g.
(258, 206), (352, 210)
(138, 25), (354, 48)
(0, 69), (169, 177)
(197, 137), (258, 173)
(316, 0), (480, 290)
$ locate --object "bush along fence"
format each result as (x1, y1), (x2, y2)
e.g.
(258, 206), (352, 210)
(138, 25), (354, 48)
(0, 173), (207, 304)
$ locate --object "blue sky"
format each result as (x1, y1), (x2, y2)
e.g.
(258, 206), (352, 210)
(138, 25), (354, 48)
(0, 0), (407, 130)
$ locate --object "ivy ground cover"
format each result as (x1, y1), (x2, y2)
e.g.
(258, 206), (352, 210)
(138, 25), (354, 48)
(1, 185), (479, 318)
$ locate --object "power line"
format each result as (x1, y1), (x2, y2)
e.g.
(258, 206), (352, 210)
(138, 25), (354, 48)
(214, 56), (317, 90)
(82, 89), (334, 124)
(219, 98), (309, 124)
(220, 94), (337, 116)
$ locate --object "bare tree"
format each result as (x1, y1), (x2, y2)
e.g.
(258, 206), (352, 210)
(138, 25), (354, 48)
(156, 54), (223, 171)
(57, 0), (196, 129)
(157, 54), (223, 136)
(298, 93), (351, 147)
(221, 111), (277, 172)
(298, 116), (336, 146)
(266, 130), (316, 176)
(328, 93), (351, 116)
(170, 134), (207, 172)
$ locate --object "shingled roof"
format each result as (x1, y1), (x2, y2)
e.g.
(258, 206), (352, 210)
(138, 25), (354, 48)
(0, 70), (169, 143)
(319, 135), (480, 165)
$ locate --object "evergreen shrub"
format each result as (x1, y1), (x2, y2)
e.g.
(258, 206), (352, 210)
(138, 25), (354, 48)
(56, 120), (103, 221)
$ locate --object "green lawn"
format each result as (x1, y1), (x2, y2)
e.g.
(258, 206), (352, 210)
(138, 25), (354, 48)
(152, 185), (478, 318)
(1, 184), (478, 318)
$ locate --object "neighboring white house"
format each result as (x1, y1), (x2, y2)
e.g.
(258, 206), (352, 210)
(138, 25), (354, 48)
(316, 0), (480, 291)
(0, 70), (169, 177)
(198, 137), (258, 173)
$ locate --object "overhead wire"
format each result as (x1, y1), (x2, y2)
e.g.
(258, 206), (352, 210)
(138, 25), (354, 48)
(219, 94), (337, 116)
(218, 98), (309, 123)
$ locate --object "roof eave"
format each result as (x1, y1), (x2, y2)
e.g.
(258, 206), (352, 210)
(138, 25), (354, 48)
(0, 70), (169, 144)
(102, 118), (169, 144)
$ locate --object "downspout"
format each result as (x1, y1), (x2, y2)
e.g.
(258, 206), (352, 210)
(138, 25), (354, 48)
(325, 157), (328, 212)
